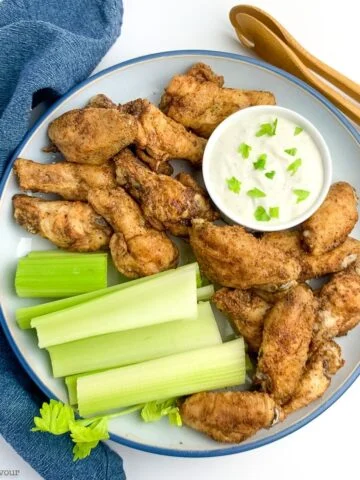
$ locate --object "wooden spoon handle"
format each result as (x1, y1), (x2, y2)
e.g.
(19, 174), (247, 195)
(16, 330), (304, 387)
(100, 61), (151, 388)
(230, 11), (360, 124)
(230, 5), (360, 103)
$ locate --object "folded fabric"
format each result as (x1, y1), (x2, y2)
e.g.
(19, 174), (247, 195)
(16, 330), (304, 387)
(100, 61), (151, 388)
(0, 0), (126, 478)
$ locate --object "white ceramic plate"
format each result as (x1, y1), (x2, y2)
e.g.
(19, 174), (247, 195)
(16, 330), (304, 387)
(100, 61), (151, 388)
(0, 50), (359, 457)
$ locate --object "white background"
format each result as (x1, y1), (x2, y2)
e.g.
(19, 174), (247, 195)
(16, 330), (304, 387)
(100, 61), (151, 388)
(1, 0), (359, 478)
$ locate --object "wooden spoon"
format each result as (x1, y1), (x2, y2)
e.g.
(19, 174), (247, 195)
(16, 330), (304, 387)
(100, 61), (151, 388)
(230, 6), (360, 124)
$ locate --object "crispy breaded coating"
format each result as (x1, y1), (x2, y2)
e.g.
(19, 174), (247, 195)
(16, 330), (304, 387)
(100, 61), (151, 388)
(159, 63), (276, 138)
(301, 182), (358, 255)
(86, 94), (117, 109)
(88, 188), (178, 278)
(14, 158), (116, 201)
(114, 149), (218, 236)
(180, 391), (280, 443)
(212, 288), (271, 351)
(13, 194), (112, 252)
(189, 220), (300, 290)
(283, 340), (344, 416)
(255, 285), (316, 405)
(261, 230), (360, 280)
(313, 263), (360, 343)
(119, 99), (207, 173)
(48, 108), (137, 165)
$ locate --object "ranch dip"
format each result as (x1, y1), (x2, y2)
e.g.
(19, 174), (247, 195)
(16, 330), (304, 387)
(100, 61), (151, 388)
(207, 112), (324, 226)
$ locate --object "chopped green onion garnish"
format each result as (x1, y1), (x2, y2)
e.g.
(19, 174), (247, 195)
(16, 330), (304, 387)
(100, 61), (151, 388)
(294, 126), (303, 136)
(254, 206), (270, 221)
(226, 176), (241, 194)
(247, 188), (266, 198)
(287, 158), (302, 176)
(269, 207), (279, 218)
(293, 189), (310, 203)
(255, 118), (278, 137)
(238, 143), (252, 159)
(265, 170), (276, 179)
(253, 153), (267, 170)
(284, 148), (297, 156)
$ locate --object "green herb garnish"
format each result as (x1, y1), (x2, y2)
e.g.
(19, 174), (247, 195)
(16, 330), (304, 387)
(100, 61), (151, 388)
(247, 188), (266, 198)
(284, 147), (297, 156)
(253, 153), (267, 170)
(238, 142), (252, 159)
(256, 118), (278, 137)
(287, 158), (302, 176)
(141, 398), (182, 426)
(254, 206), (271, 221)
(226, 176), (241, 194)
(294, 126), (303, 136)
(269, 207), (280, 218)
(293, 189), (310, 203)
(265, 170), (276, 179)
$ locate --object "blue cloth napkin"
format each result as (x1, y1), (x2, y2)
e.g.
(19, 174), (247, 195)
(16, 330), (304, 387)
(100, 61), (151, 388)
(0, 0), (126, 478)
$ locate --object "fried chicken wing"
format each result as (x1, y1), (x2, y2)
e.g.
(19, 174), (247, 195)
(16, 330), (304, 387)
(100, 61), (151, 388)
(283, 340), (344, 416)
(86, 94), (117, 109)
(313, 264), (360, 343)
(87, 188), (178, 278)
(180, 391), (281, 443)
(301, 182), (358, 255)
(119, 99), (206, 173)
(13, 195), (112, 252)
(212, 288), (271, 351)
(189, 220), (300, 290)
(114, 149), (218, 236)
(261, 231), (360, 280)
(14, 158), (116, 201)
(48, 108), (137, 165)
(159, 63), (276, 138)
(255, 285), (316, 405)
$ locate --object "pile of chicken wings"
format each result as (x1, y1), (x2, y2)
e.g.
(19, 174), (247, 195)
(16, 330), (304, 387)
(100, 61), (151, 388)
(12, 63), (360, 444)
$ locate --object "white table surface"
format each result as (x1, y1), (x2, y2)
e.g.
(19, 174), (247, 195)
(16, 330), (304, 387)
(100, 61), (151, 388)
(1, 0), (359, 478)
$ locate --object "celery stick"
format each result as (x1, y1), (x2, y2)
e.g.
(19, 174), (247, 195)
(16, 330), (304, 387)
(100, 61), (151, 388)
(15, 253), (107, 297)
(77, 338), (245, 417)
(48, 302), (221, 377)
(196, 285), (214, 302)
(32, 267), (198, 348)
(65, 374), (81, 405)
(17, 263), (200, 329)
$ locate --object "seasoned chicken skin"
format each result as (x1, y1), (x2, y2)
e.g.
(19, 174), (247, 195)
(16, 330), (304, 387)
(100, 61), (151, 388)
(86, 94), (117, 109)
(160, 63), (276, 138)
(262, 230), (360, 280)
(180, 391), (281, 443)
(301, 182), (358, 255)
(48, 108), (137, 165)
(212, 288), (271, 351)
(14, 158), (116, 201)
(313, 263), (360, 343)
(255, 285), (316, 405)
(283, 340), (344, 416)
(114, 149), (218, 236)
(119, 99), (206, 174)
(88, 188), (178, 278)
(13, 195), (112, 252)
(189, 220), (300, 290)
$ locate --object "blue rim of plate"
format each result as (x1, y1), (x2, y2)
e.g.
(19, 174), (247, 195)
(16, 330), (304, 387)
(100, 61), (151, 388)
(0, 49), (359, 458)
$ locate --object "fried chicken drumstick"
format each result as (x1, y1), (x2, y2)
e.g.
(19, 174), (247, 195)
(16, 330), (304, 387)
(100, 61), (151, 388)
(189, 219), (300, 290)
(13, 195), (112, 252)
(14, 158), (116, 201)
(115, 149), (218, 236)
(48, 107), (137, 165)
(88, 188), (178, 278)
(160, 63), (276, 138)
(180, 391), (281, 443)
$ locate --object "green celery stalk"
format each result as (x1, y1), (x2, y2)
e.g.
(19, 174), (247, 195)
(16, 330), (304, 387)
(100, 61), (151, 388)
(48, 302), (221, 377)
(77, 338), (245, 417)
(196, 285), (214, 301)
(15, 253), (107, 298)
(32, 266), (198, 348)
(16, 263), (200, 329)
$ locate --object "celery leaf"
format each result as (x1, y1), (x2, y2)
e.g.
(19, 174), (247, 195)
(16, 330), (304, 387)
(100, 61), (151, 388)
(31, 400), (75, 435)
